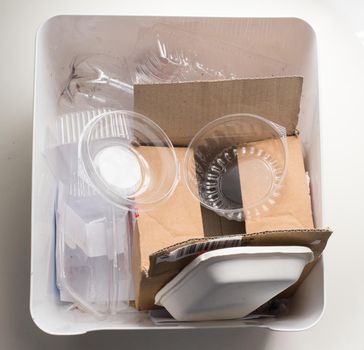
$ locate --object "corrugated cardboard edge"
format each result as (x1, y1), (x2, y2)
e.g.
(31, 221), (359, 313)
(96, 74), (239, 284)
(134, 76), (303, 146)
(134, 228), (332, 310)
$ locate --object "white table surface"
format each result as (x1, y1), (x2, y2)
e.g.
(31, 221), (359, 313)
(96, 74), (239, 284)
(1, 0), (363, 348)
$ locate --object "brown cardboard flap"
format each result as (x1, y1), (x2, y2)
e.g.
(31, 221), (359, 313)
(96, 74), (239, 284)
(149, 229), (332, 276)
(134, 76), (303, 146)
(135, 136), (313, 271)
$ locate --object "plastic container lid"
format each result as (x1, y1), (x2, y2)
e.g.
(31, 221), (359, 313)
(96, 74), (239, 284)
(184, 113), (288, 221)
(78, 110), (179, 212)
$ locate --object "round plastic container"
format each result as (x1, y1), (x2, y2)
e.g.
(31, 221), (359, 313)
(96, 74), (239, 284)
(79, 110), (179, 212)
(184, 113), (288, 221)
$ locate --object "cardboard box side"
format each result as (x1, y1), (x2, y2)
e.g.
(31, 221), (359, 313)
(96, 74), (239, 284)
(245, 136), (314, 232)
(132, 77), (318, 310)
(134, 76), (303, 146)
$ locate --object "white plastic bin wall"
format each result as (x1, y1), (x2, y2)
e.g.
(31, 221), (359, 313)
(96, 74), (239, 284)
(31, 16), (323, 335)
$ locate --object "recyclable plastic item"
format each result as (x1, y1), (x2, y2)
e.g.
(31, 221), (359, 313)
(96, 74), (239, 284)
(155, 246), (313, 322)
(129, 24), (238, 84)
(46, 108), (131, 257)
(56, 183), (134, 316)
(78, 110), (179, 212)
(45, 108), (113, 182)
(184, 113), (288, 221)
(46, 109), (136, 316)
(60, 54), (134, 111)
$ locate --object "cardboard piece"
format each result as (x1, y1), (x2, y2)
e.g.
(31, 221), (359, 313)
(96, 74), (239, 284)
(134, 76), (303, 146)
(132, 76), (330, 311)
(135, 147), (205, 270)
(245, 136), (314, 232)
(133, 135), (315, 310)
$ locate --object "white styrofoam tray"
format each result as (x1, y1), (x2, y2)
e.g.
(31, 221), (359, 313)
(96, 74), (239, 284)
(155, 246), (314, 321)
(31, 15), (324, 334)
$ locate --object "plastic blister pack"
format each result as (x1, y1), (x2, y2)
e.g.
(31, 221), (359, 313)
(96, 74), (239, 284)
(128, 24), (238, 84)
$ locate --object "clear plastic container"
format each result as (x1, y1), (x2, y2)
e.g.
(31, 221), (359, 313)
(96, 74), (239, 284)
(46, 108), (179, 317)
(56, 183), (134, 317)
(128, 24), (237, 84)
(45, 108), (113, 183)
(78, 110), (179, 212)
(44, 109), (136, 317)
(184, 113), (288, 221)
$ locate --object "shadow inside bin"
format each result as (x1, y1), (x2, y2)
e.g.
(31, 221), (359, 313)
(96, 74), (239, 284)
(67, 327), (271, 350)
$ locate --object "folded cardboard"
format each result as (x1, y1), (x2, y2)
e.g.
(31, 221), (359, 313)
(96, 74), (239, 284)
(134, 76), (302, 146)
(132, 75), (329, 311)
(133, 135), (316, 309)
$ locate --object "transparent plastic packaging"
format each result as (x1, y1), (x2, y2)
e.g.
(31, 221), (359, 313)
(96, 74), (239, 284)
(45, 108), (179, 317)
(44, 109), (138, 316)
(60, 54), (134, 111)
(78, 110), (179, 212)
(56, 183), (134, 317)
(128, 24), (237, 84)
(184, 113), (288, 221)
(45, 108), (113, 183)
